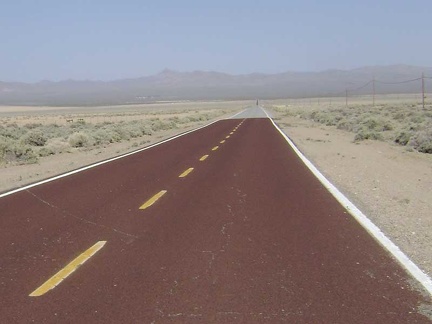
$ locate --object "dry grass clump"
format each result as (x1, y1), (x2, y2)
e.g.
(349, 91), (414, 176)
(273, 103), (432, 154)
(68, 132), (91, 148)
(0, 109), (225, 166)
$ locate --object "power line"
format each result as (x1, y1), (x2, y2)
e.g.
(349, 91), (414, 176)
(322, 73), (430, 108)
(348, 80), (373, 92)
(375, 77), (422, 85)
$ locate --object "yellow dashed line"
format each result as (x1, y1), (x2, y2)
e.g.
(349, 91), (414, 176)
(200, 155), (209, 161)
(139, 190), (167, 210)
(226, 135), (230, 139)
(29, 241), (107, 297)
(179, 167), (194, 178)
(230, 132), (234, 135)
(212, 146), (219, 151)
(220, 140), (226, 144)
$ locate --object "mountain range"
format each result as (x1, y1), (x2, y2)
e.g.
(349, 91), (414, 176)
(1, 65), (431, 106)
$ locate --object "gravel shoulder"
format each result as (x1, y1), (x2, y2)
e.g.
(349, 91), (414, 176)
(270, 108), (432, 279)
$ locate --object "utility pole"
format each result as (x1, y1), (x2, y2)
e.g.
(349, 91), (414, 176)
(345, 89), (348, 108)
(372, 76), (376, 107)
(422, 72), (425, 109)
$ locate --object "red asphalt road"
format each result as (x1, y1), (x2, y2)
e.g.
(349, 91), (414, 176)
(1, 118), (431, 323)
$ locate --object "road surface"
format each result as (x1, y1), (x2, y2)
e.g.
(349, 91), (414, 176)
(1, 107), (431, 323)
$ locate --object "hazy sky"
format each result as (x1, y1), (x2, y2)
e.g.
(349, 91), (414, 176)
(1, 0), (431, 82)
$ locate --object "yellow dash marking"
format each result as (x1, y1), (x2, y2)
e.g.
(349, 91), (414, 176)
(220, 140), (226, 144)
(230, 132), (234, 135)
(200, 155), (209, 161)
(179, 167), (194, 178)
(139, 190), (167, 210)
(212, 146), (219, 151)
(226, 135), (230, 139)
(29, 241), (106, 297)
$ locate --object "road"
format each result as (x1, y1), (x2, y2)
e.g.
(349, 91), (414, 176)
(1, 107), (431, 323)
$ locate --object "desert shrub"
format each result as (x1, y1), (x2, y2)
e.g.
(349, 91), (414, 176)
(37, 147), (55, 157)
(0, 138), (38, 164)
(92, 129), (116, 145)
(140, 124), (153, 136)
(410, 114), (425, 124)
(184, 116), (201, 123)
(354, 129), (383, 142)
(169, 116), (180, 123)
(165, 121), (178, 129)
(408, 130), (432, 153)
(11, 144), (38, 164)
(360, 117), (393, 132)
(150, 119), (172, 131)
(22, 131), (48, 146)
(0, 136), (10, 162)
(44, 138), (69, 154)
(382, 121), (394, 131)
(24, 123), (43, 129)
(70, 120), (87, 130)
(310, 111), (336, 125)
(407, 123), (422, 131)
(393, 112), (406, 121)
(336, 118), (358, 132)
(278, 102), (432, 154)
(394, 131), (412, 146)
(112, 126), (132, 141)
(0, 124), (25, 139)
(43, 124), (65, 139)
(68, 132), (91, 148)
(361, 118), (379, 130)
(123, 123), (143, 138)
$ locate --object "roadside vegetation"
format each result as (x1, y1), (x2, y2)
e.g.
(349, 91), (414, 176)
(273, 103), (432, 154)
(0, 110), (225, 166)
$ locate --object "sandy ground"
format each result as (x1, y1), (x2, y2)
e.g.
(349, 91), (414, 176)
(268, 107), (432, 279)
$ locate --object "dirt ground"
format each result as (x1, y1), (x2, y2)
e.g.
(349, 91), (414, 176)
(268, 106), (432, 279)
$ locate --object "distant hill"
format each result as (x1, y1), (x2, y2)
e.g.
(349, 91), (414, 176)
(1, 65), (431, 106)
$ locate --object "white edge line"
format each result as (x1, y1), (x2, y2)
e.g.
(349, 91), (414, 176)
(0, 110), (244, 199)
(261, 106), (432, 296)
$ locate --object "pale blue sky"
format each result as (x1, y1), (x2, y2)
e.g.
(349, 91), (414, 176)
(1, 0), (431, 82)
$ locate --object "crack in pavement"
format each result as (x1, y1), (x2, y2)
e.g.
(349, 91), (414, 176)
(26, 189), (138, 242)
